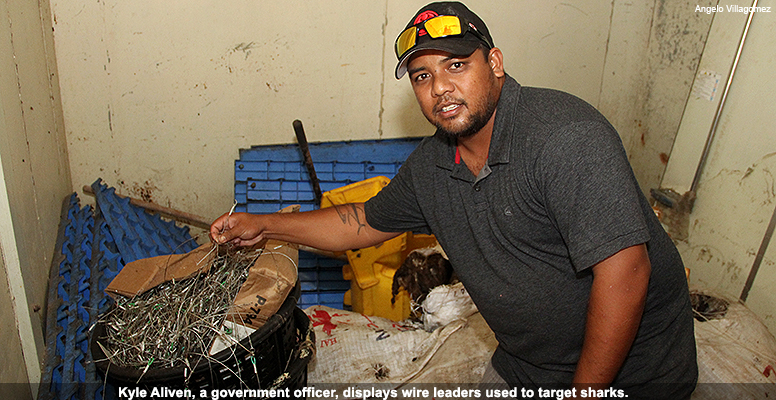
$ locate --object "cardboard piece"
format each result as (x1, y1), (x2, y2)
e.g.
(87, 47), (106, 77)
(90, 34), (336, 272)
(105, 244), (217, 298)
(229, 239), (298, 328)
(105, 208), (299, 330)
(105, 239), (298, 329)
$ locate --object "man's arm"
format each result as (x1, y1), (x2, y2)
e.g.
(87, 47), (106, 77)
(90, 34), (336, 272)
(210, 202), (401, 251)
(573, 243), (651, 390)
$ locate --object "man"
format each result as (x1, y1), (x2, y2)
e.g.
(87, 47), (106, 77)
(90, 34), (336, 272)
(211, 2), (697, 398)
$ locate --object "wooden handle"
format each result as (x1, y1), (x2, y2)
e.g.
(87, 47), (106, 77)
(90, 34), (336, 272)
(82, 185), (210, 229)
(293, 119), (323, 205)
(81, 185), (347, 260)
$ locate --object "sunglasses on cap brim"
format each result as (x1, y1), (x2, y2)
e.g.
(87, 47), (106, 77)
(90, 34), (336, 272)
(395, 15), (493, 59)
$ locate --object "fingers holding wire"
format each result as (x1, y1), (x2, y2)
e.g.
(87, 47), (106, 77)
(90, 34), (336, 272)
(210, 200), (240, 243)
(209, 212), (233, 244)
(210, 212), (266, 247)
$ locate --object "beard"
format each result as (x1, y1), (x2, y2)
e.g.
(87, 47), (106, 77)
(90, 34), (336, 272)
(430, 83), (500, 140)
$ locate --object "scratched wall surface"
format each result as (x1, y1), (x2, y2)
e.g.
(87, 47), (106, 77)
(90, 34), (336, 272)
(51, 0), (385, 223)
(624, 0), (715, 194)
(1, 0), (72, 384)
(677, 0), (776, 333)
(48, 0), (667, 222)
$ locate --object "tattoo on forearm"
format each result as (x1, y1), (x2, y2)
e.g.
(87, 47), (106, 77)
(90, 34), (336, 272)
(334, 204), (367, 235)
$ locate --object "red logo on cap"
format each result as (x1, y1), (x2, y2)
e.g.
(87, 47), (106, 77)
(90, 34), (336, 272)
(414, 10), (438, 36)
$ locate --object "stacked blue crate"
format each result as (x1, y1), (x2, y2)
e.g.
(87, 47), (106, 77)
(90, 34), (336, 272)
(234, 138), (423, 309)
(39, 179), (200, 400)
(39, 194), (118, 400)
(90, 179), (199, 263)
(296, 251), (351, 308)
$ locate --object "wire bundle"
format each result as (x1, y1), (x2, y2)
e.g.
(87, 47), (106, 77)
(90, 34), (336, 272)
(96, 244), (262, 373)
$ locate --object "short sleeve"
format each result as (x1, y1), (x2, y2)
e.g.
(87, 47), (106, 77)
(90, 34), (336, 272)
(365, 151), (432, 234)
(537, 120), (650, 271)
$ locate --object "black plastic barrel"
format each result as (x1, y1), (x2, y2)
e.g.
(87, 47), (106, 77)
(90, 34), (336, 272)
(90, 284), (313, 398)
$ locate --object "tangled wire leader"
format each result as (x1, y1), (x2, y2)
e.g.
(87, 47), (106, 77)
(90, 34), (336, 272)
(95, 240), (262, 375)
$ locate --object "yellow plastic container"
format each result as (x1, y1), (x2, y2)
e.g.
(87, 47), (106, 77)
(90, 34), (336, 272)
(321, 176), (437, 321)
(319, 176), (392, 209)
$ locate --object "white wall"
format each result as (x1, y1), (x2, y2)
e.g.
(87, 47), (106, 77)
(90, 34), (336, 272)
(1, 0), (71, 394)
(50, 1), (692, 223)
(52, 0), (387, 221)
(663, 0), (776, 332)
(626, 0), (717, 191)
(0, 163), (35, 399)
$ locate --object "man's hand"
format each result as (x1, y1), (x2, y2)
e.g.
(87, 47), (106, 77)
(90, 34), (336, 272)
(573, 243), (651, 392)
(210, 212), (266, 247)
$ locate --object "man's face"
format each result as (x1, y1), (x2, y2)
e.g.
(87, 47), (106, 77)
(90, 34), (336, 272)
(406, 47), (504, 139)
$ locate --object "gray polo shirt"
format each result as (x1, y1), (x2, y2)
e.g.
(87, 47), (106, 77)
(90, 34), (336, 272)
(365, 76), (697, 396)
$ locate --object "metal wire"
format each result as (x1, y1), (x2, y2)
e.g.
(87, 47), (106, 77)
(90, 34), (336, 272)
(97, 243), (262, 370)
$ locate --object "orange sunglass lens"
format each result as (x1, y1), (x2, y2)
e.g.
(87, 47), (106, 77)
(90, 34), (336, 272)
(424, 16), (462, 38)
(396, 27), (417, 57)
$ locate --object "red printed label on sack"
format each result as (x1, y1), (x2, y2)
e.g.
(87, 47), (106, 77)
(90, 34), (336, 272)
(310, 309), (344, 336)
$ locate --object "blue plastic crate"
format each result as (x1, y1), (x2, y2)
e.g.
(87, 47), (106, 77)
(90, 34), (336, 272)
(234, 138), (423, 309)
(39, 182), (200, 400)
(40, 194), (117, 400)
(299, 291), (347, 310)
(298, 267), (351, 292)
(234, 138), (422, 213)
(90, 178), (199, 263)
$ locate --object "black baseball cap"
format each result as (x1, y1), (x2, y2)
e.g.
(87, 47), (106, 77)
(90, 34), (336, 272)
(395, 2), (494, 79)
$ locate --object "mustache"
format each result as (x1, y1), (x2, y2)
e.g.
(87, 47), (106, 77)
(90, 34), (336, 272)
(433, 97), (466, 114)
